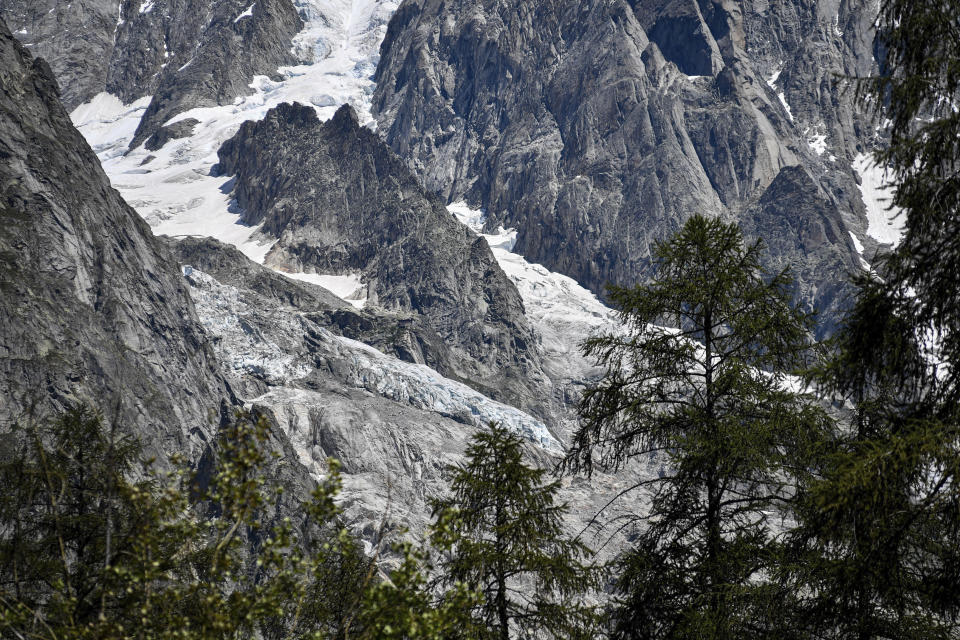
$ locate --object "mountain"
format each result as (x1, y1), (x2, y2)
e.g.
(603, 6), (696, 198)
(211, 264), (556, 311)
(0, 0), (900, 554)
(215, 101), (551, 416)
(164, 235), (586, 539)
(371, 0), (890, 334)
(0, 14), (612, 546)
(0, 0), (302, 148)
(0, 20), (230, 455)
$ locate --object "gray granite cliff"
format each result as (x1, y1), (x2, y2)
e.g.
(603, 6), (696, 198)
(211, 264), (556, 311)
(372, 0), (883, 335)
(0, 20), (231, 455)
(215, 102), (554, 418)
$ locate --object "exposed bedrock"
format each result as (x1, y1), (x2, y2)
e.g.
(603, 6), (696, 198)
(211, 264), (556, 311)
(215, 102), (557, 422)
(0, 20), (231, 457)
(372, 0), (882, 336)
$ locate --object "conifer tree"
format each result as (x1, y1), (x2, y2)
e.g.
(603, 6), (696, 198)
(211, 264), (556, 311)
(859, 0), (960, 391)
(354, 539), (483, 640)
(783, 281), (960, 639)
(564, 215), (830, 639)
(430, 422), (599, 640)
(0, 406), (145, 637)
(782, 2), (960, 634)
(1, 406), (468, 640)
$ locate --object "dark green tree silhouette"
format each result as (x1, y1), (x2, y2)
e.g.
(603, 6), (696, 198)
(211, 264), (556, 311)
(780, 2), (960, 637)
(0, 406), (470, 640)
(431, 422), (599, 640)
(780, 273), (960, 640)
(565, 214), (830, 639)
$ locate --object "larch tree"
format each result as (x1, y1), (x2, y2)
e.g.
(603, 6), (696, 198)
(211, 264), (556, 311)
(564, 214), (830, 639)
(782, 1), (960, 637)
(430, 422), (599, 640)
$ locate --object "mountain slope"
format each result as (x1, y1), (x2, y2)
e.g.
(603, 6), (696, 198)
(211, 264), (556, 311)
(215, 102), (552, 416)
(371, 0), (888, 334)
(160, 234), (639, 546)
(0, 0), (303, 146)
(0, 20), (230, 453)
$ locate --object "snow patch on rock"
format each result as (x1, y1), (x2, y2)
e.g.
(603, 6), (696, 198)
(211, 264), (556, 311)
(808, 132), (827, 155)
(853, 153), (903, 245)
(278, 271), (367, 308)
(848, 232), (871, 270)
(234, 4), (255, 22)
(765, 67), (793, 121)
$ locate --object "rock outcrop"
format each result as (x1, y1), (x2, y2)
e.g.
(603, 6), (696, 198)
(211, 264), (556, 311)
(0, 20), (230, 455)
(372, 0), (881, 335)
(0, 0), (303, 146)
(214, 102), (553, 417)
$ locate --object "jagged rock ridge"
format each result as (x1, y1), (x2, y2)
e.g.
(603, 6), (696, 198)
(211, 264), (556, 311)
(215, 102), (554, 418)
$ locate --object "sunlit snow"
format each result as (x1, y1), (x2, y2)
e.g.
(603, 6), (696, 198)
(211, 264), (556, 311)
(280, 271), (367, 308)
(70, 93), (152, 159)
(71, 0), (399, 269)
(766, 68), (781, 89)
(848, 232), (871, 270)
(234, 4), (255, 22)
(807, 132), (827, 155)
(765, 67), (793, 122)
(853, 153), (903, 245)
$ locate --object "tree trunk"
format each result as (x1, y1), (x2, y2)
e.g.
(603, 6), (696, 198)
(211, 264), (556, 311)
(703, 309), (727, 639)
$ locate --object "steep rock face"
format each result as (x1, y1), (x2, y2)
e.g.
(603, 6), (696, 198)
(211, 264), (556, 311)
(372, 0), (878, 334)
(0, 0), (120, 110)
(215, 102), (552, 417)
(0, 0), (302, 145)
(0, 21), (230, 455)
(742, 165), (854, 315)
(123, 0), (303, 149)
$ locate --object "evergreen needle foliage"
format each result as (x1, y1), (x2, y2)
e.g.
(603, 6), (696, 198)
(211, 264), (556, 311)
(783, 274), (960, 640)
(565, 215), (830, 639)
(782, 1), (960, 636)
(860, 0), (960, 394)
(431, 422), (600, 640)
(0, 406), (471, 640)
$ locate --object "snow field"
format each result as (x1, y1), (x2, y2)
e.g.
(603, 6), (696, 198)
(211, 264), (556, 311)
(853, 153), (904, 246)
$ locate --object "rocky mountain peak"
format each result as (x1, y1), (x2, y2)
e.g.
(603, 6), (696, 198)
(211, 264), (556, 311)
(270, 100), (323, 129)
(330, 102), (361, 130)
(215, 101), (556, 420)
(371, 0), (883, 336)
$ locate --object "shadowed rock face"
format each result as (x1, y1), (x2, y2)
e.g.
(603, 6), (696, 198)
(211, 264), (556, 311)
(0, 0), (302, 146)
(372, 0), (880, 336)
(0, 21), (230, 455)
(215, 102), (553, 419)
(0, 0), (120, 111)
